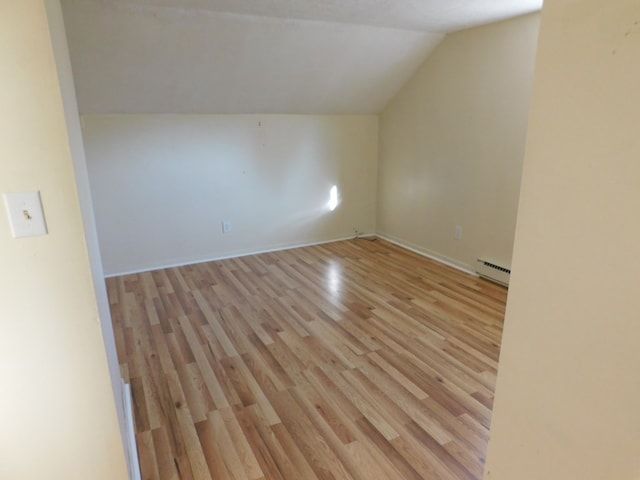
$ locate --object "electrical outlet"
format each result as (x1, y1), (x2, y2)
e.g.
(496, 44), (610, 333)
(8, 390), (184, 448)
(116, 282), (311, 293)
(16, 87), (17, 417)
(222, 221), (232, 234)
(455, 225), (463, 240)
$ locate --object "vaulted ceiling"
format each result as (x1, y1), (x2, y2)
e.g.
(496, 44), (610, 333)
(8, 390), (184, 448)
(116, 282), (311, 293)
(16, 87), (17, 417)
(61, 0), (542, 114)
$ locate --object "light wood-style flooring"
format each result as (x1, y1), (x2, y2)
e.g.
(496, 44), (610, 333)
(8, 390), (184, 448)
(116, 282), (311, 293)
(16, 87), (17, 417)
(107, 238), (507, 480)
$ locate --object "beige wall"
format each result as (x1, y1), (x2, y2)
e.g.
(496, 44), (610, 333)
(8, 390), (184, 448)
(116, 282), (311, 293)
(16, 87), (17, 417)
(378, 13), (540, 271)
(0, 1), (128, 479)
(83, 114), (378, 276)
(484, 0), (640, 478)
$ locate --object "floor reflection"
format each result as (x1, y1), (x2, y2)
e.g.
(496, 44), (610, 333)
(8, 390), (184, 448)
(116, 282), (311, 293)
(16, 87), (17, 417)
(326, 259), (342, 300)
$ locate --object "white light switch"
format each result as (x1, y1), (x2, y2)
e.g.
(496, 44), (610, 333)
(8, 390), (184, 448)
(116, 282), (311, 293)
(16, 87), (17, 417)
(3, 191), (48, 238)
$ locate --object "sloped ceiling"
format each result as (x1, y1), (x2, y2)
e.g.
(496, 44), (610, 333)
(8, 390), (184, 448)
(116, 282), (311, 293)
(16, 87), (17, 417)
(61, 0), (542, 114)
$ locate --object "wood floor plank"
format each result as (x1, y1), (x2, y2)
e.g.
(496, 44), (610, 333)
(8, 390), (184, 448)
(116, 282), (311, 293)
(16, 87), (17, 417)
(152, 427), (181, 480)
(218, 406), (264, 480)
(137, 430), (160, 480)
(107, 238), (506, 480)
(269, 388), (356, 480)
(230, 407), (284, 480)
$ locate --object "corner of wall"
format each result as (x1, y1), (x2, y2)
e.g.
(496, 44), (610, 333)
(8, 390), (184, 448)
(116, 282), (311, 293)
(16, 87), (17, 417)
(375, 13), (540, 273)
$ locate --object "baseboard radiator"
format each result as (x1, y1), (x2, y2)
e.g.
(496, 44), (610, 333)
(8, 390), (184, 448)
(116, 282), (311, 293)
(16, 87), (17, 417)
(476, 258), (511, 286)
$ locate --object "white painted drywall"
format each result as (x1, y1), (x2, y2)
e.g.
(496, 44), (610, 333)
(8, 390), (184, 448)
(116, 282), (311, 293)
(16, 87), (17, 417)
(45, 1), (138, 477)
(377, 13), (540, 271)
(61, 0), (443, 114)
(484, 0), (640, 478)
(0, 1), (128, 478)
(83, 114), (378, 275)
(97, 0), (542, 32)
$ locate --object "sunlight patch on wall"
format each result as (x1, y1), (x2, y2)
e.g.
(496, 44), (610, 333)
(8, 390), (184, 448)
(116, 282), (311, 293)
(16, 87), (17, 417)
(328, 185), (339, 211)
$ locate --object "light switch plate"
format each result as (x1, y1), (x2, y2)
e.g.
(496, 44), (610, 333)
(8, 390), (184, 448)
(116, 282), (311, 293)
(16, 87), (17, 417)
(3, 191), (48, 238)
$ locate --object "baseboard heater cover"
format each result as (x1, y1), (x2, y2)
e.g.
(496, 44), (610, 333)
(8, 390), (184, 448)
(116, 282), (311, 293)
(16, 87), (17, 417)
(476, 258), (510, 286)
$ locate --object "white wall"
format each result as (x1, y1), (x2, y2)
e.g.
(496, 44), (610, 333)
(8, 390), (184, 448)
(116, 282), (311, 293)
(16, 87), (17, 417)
(61, 0), (442, 114)
(0, 1), (128, 479)
(484, 0), (640, 478)
(45, 1), (136, 475)
(83, 114), (378, 275)
(377, 13), (540, 272)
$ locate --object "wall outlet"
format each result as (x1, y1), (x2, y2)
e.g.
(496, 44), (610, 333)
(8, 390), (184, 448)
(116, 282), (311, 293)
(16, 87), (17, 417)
(455, 225), (463, 240)
(222, 221), (231, 234)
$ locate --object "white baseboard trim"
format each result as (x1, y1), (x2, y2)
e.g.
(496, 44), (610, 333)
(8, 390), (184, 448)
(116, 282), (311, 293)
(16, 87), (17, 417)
(103, 232), (475, 280)
(122, 381), (141, 480)
(104, 234), (373, 278)
(375, 233), (477, 277)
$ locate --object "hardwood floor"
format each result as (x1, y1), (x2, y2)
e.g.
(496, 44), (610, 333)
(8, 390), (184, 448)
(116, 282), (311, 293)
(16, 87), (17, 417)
(107, 238), (507, 480)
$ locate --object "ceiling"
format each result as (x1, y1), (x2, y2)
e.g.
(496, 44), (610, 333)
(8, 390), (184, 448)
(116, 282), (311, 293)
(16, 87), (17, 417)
(61, 0), (542, 114)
